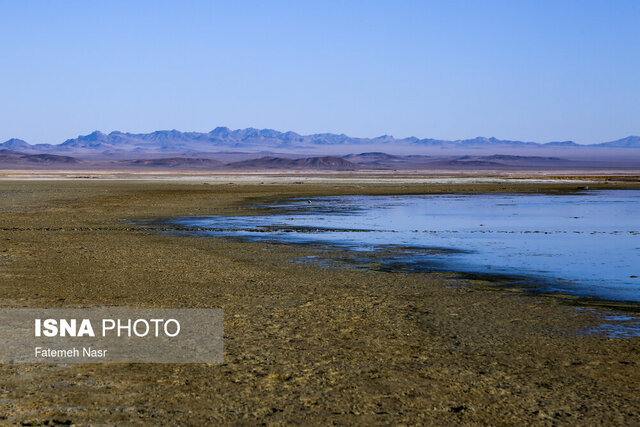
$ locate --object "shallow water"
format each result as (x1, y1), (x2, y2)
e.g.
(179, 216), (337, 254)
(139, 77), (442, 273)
(175, 190), (640, 303)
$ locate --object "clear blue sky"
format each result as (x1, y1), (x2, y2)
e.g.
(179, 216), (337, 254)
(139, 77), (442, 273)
(1, 0), (638, 145)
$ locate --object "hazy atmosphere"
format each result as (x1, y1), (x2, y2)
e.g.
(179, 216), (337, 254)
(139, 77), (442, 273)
(1, 0), (638, 145)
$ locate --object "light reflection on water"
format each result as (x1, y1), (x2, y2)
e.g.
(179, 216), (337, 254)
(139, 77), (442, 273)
(175, 190), (640, 303)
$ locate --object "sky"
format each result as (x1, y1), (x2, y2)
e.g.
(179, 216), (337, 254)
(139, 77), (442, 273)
(0, 0), (638, 145)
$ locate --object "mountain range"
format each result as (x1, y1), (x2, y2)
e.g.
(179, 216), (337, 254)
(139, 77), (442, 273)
(2, 128), (639, 157)
(1, 128), (639, 170)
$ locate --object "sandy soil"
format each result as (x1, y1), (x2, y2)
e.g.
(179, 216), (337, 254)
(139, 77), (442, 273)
(0, 175), (639, 425)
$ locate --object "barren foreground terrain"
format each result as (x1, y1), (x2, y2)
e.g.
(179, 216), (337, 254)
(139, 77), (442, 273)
(0, 174), (639, 425)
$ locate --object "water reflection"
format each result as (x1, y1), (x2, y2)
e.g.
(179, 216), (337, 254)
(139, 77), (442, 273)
(175, 190), (640, 303)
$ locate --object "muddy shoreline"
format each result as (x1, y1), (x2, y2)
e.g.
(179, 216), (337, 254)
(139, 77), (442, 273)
(1, 177), (639, 424)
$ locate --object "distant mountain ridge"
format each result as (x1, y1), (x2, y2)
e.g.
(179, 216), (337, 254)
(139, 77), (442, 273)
(597, 136), (640, 148)
(0, 149), (80, 167)
(2, 148), (639, 170)
(1, 138), (32, 150)
(2, 128), (638, 156)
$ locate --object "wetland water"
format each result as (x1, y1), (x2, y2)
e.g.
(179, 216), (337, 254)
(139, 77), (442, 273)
(174, 190), (640, 303)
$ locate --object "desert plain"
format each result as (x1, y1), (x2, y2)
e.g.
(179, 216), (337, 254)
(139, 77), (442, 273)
(0, 171), (639, 425)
